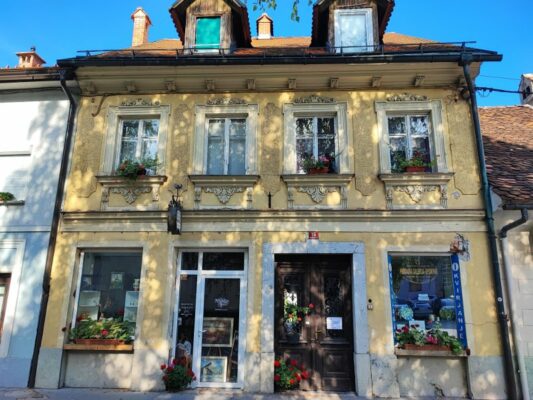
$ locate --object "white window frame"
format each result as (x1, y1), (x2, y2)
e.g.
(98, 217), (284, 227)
(334, 8), (374, 53)
(0, 240), (25, 358)
(375, 100), (448, 174)
(193, 104), (259, 175)
(102, 105), (170, 175)
(172, 248), (248, 389)
(283, 102), (350, 174)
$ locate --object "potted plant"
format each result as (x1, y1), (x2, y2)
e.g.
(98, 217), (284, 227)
(116, 157), (159, 180)
(274, 357), (309, 391)
(0, 192), (15, 203)
(399, 151), (432, 173)
(395, 324), (465, 355)
(160, 357), (196, 391)
(283, 299), (314, 342)
(302, 154), (334, 174)
(69, 318), (135, 345)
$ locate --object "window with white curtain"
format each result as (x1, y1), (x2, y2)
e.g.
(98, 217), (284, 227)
(207, 118), (246, 175)
(117, 118), (159, 166)
(334, 9), (374, 53)
(192, 104), (259, 175)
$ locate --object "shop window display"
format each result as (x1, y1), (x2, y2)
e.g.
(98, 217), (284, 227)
(389, 254), (466, 344)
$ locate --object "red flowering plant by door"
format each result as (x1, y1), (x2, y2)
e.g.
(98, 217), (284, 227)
(273, 357), (309, 390)
(160, 357), (196, 391)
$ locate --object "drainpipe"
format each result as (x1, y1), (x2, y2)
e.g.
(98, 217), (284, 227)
(28, 69), (77, 387)
(500, 207), (530, 400)
(460, 56), (518, 399)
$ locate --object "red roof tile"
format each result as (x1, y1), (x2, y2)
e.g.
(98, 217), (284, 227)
(479, 105), (533, 206)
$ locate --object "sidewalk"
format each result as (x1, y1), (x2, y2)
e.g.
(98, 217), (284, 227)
(0, 389), (364, 400)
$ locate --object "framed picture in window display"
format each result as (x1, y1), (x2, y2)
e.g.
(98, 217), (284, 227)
(70, 252), (142, 345)
(388, 254), (467, 347)
(202, 317), (233, 347)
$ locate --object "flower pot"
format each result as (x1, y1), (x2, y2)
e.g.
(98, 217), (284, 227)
(404, 166), (426, 173)
(308, 167), (329, 175)
(402, 343), (450, 351)
(286, 332), (301, 343)
(73, 338), (126, 346)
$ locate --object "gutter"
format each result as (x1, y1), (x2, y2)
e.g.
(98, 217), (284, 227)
(499, 208), (530, 400)
(28, 69), (78, 388)
(461, 56), (518, 399)
(57, 51), (502, 68)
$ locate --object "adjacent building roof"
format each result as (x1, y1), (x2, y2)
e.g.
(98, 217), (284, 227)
(479, 105), (533, 206)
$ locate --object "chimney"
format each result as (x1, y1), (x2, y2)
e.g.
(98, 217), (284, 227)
(16, 47), (46, 68)
(131, 7), (152, 47)
(257, 13), (273, 39)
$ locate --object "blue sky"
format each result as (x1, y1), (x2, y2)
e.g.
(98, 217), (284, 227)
(1, 1), (530, 106)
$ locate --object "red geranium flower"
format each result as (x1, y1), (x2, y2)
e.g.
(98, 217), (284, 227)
(289, 379), (295, 385)
(296, 374), (302, 382)
(274, 374), (281, 382)
(308, 303), (315, 309)
(274, 360), (281, 368)
(160, 363), (167, 370)
(172, 358), (178, 366)
(290, 359), (298, 366)
(101, 329), (109, 337)
(166, 366), (174, 373)
(301, 371), (309, 379)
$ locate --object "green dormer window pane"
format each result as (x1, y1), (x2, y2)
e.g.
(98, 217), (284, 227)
(196, 17), (221, 49)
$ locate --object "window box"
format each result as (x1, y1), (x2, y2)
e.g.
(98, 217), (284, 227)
(63, 343), (134, 353)
(395, 347), (467, 358)
(73, 338), (127, 346)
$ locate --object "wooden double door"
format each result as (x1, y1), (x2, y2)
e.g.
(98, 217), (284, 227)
(275, 254), (354, 391)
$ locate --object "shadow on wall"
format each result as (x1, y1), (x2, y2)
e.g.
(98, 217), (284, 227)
(0, 96), (69, 365)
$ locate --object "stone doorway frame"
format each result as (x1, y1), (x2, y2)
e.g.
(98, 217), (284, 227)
(260, 241), (370, 396)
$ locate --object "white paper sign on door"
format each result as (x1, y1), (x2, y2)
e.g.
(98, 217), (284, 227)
(326, 317), (343, 330)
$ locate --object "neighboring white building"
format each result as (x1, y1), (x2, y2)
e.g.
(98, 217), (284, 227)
(0, 49), (73, 387)
(480, 105), (533, 400)
(520, 74), (533, 105)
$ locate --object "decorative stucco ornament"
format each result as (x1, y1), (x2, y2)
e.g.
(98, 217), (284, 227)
(206, 97), (246, 106)
(110, 187), (151, 204)
(121, 98), (160, 107)
(394, 185), (438, 203)
(294, 94), (335, 104)
(387, 93), (429, 102)
(204, 186), (245, 204)
(450, 233), (471, 262)
(297, 186), (335, 203)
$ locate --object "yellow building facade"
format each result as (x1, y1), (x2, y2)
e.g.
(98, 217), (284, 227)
(34, 0), (508, 398)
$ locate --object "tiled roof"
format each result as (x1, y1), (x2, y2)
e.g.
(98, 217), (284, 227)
(101, 32), (444, 58)
(479, 105), (533, 206)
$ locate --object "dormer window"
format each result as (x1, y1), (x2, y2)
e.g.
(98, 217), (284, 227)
(334, 8), (374, 53)
(195, 16), (221, 51)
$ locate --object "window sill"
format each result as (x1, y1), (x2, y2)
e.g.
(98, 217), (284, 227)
(189, 175), (260, 209)
(379, 172), (454, 210)
(95, 175), (168, 210)
(64, 343), (134, 353)
(0, 200), (25, 206)
(395, 348), (467, 358)
(282, 174), (354, 210)
(379, 172), (454, 185)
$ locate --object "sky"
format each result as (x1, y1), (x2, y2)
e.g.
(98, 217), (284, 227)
(1, 1), (531, 106)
